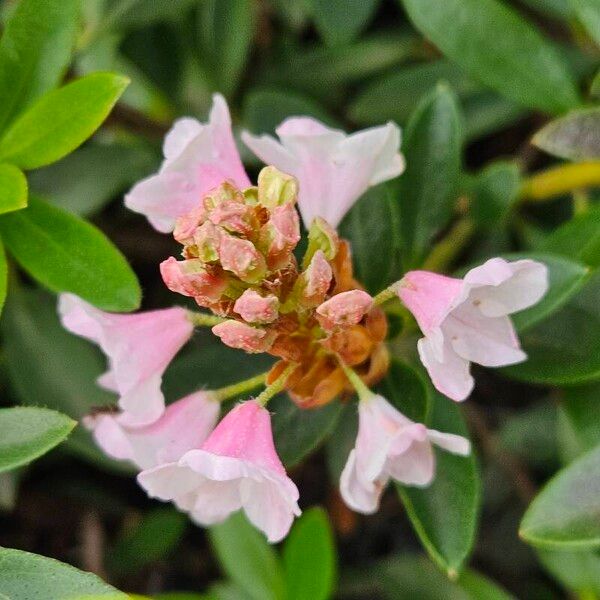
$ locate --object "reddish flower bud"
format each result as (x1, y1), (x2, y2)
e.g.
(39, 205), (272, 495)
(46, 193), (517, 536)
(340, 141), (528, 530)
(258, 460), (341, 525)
(212, 320), (276, 353)
(316, 289), (373, 330)
(160, 257), (227, 303)
(219, 234), (267, 283)
(173, 204), (207, 245)
(192, 221), (222, 262)
(234, 289), (279, 324)
(209, 200), (256, 236)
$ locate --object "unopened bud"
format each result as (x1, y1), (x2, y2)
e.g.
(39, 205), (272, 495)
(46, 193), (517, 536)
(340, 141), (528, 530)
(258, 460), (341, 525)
(203, 181), (244, 212)
(193, 221), (221, 262)
(296, 250), (332, 309)
(234, 289), (279, 324)
(316, 289), (373, 331)
(259, 202), (301, 270)
(212, 320), (276, 353)
(219, 234), (267, 283)
(174, 204), (207, 245)
(160, 257), (227, 303)
(257, 166), (298, 208)
(209, 200), (256, 236)
(303, 216), (339, 268)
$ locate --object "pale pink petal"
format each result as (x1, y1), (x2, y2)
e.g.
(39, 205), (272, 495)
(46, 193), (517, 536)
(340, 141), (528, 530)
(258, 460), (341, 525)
(385, 439), (435, 486)
(85, 392), (220, 469)
(427, 429), (471, 455)
(234, 289), (279, 324)
(316, 289), (373, 330)
(417, 337), (474, 402)
(340, 450), (384, 514)
(163, 117), (203, 162)
(58, 294), (193, 426)
(465, 258), (549, 317)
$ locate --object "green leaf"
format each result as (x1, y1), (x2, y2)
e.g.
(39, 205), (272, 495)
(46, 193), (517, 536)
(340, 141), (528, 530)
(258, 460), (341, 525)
(504, 252), (590, 332)
(462, 92), (528, 142)
(0, 241), (6, 316)
(570, 0), (600, 45)
(271, 395), (342, 468)
(537, 548), (600, 596)
(0, 163), (27, 215)
(559, 383), (600, 460)
(1, 289), (130, 473)
(502, 271), (600, 385)
(0, 0), (79, 133)
(470, 161), (520, 228)
(377, 360), (430, 423)
(0, 195), (141, 312)
(209, 512), (285, 600)
(532, 107), (600, 161)
(243, 88), (338, 136)
(0, 547), (127, 599)
(102, 0), (199, 29)
(0, 72), (129, 170)
(0, 407), (75, 473)
(397, 84), (462, 268)
(457, 570), (515, 599)
(29, 141), (157, 216)
(108, 508), (187, 575)
(309, 0), (380, 46)
(197, 0), (254, 96)
(325, 403), (358, 482)
(339, 181), (402, 294)
(520, 443), (600, 549)
(399, 0), (579, 114)
(398, 391), (479, 575)
(283, 507), (336, 600)
(592, 69), (600, 98)
(540, 207), (600, 268)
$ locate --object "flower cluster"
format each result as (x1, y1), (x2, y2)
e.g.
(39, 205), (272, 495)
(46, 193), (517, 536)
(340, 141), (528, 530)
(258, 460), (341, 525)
(59, 94), (548, 542)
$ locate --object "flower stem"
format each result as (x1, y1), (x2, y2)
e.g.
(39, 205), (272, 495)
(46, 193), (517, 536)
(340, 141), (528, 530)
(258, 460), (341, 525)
(255, 363), (298, 407)
(520, 161), (600, 202)
(373, 285), (398, 306)
(337, 358), (374, 403)
(421, 216), (475, 273)
(214, 372), (269, 401)
(186, 310), (226, 327)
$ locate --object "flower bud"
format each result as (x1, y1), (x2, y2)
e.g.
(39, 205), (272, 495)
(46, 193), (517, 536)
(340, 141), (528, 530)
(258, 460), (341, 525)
(316, 289), (373, 330)
(257, 166), (298, 208)
(212, 320), (276, 353)
(294, 249), (332, 309)
(209, 200), (257, 236)
(234, 289), (279, 324)
(160, 256), (227, 303)
(202, 181), (244, 211)
(302, 216), (339, 268)
(174, 204), (207, 245)
(259, 203), (301, 270)
(219, 234), (267, 283)
(192, 221), (221, 262)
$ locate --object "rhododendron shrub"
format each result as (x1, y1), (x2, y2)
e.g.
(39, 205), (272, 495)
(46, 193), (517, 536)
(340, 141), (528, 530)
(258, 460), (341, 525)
(1, 1), (599, 598)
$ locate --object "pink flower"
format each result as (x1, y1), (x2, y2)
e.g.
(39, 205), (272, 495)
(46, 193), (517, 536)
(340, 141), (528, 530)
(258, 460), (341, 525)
(340, 395), (470, 514)
(397, 258), (548, 402)
(316, 289), (373, 330)
(84, 391), (220, 470)
(242, 117), (404, 228)
(58, 294), (194, 426)
(234, 289), (279, 324)
(212, 320), (276, 353)
(138, 400), (301, 543)
(160, 256), (227, 303)
(125, 94), (250, 233)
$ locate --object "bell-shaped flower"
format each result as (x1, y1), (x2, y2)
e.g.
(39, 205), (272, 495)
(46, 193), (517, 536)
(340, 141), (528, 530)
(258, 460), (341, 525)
(84, 391), (220, 470)
(397, 258), (548, 401)
(138, 400), (301, 543)
(242, 117), (404, 229)
(58, 294), (194, 426)
(125, 94), (250, 233)
(340, 394), (470, 514)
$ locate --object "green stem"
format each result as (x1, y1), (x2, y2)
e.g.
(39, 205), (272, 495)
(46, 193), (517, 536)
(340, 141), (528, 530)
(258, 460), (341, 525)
(214, 372), (269, 402)
(254, 363), (298, 407)
(520, 161), (600, 202)
(337, 359), (374, 403)
(372, 284), (398, 306)
(186, 310), (227, 327)
(421, 217), (475, 273)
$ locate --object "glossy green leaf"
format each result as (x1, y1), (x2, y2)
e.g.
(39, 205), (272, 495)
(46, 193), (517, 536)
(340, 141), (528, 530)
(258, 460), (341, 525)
(471, 161), (520, 228)
(400, 0), (579, 114)
(339, 181), (402, 294)
(0, 196), (141, 312)
(505, 252), (590, 332)
(0, 0), (79, 133)
(109, 508), (187, 575)
(271, 395), (342, 468)
(0, 163), (27, 215)
(538, 548), (600, 596)
(540, 207), (600, 268)
(520, 443), (600, 548)
(29, 141), (157, 216)
(0, 547), (127, 599)
(397, 84), (462, 268)
(503, 271), (600, 384)
(570, 0), (600, 45)
(310, 0), (379, 46)
(209, 512), (285, 600)
(243, 88), (338, 136)
(325, 403), (358, 482)
(398, 391), (480, 575)
(283, 507), (336, 600)
(0, 242), (6, 315)
(592, 69), (600, 97)
(532, 107), (600, 161)
(462, 92), (528, 141)
(102, 0), (198, 29)
(0, 72), (129, 170)
(1, 289), (129, 473)
(0, 407), (75, 473)
(520, 0), (572, 18)
(559, 383), (600, 461)
(198, 0), (254, 96)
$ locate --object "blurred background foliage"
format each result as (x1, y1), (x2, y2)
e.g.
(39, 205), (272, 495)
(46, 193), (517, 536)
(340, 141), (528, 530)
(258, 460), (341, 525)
(0, 0), (599, 598)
